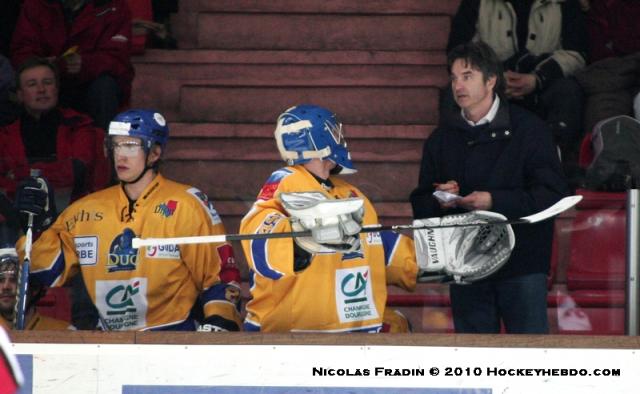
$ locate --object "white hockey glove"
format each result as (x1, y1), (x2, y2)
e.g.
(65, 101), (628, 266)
(413, 211), (515, 284)
(279, 192), (364, 254)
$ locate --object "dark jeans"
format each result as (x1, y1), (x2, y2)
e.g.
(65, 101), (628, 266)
(449, 273), (549, 334)
(60, 74), (122, 131)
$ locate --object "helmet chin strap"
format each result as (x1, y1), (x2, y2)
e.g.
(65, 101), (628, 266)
(120, 165), (152, 185)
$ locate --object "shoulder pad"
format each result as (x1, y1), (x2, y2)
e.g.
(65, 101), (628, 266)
(186, 187), (222, 225)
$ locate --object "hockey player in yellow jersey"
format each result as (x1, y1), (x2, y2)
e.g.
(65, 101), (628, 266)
(0, 220), (74, 331)
(240, 104), (418, 333)
(14, 109), (242, 331)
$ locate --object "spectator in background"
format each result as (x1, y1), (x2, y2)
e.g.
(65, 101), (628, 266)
(445, 0), (588, 182)
(0, 58), (109, 206)
(586, 0), (640, 63)
(11, 0), (134, 131)
(574, 0), (640, 134)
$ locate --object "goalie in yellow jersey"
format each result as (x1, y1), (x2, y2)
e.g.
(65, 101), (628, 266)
(14, 109), (242, 331)
(240, 104), (418, 333)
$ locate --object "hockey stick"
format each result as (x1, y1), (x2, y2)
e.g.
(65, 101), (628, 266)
(132, 195), (582, 248)
(14, 214), (32, 330)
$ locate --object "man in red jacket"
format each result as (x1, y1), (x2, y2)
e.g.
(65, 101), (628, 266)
(11, 0), (134, 130)
(0, 57), (109, 205)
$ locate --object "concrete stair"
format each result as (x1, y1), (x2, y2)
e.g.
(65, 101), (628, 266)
(173, 0), (459, 50)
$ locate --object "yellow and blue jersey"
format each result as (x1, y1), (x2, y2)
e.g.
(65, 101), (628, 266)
(18, 174), (241, 331)
(240, 165), (417, 333)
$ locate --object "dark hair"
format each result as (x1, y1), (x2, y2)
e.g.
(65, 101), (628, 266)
(15, 57), (60, 90)
(447, 41), (505, 98)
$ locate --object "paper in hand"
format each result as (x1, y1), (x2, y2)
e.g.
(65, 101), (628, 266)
(433, 190), (461, 203)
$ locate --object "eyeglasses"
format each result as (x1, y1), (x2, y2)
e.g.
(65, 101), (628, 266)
(110, 141), (144, 157)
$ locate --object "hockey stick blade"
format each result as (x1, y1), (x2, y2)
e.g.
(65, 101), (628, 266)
(132, 195), (582, 248)
(519, 195), (582, 223)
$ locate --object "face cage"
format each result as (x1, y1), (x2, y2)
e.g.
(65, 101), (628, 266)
(325, 120), (346, 148)
(0, 255), (18, 278)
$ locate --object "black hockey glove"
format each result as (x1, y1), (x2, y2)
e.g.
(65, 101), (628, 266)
(14, 175), (57, 233)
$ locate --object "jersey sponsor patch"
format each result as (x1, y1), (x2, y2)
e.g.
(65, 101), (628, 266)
(366, 232), (382, 246)
(95, 278), (148, 330)
(257, 168), (293, 201)
(187, 187), (222, 225)
(146, 244), (180, 259)
(335, 266), (380, 324)
(107, 229), (138, 272)
(74, 236), (98, 266)
(257, 212), (283, 234)
(154, 200), (178, 217)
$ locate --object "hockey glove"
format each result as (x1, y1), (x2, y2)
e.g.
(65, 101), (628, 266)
(279, 191), (364, 254)
(14, 175), (57, 233)
(413, 210), (515, 284)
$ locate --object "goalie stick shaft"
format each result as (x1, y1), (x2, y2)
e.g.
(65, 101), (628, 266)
(132, 195), (582, 248)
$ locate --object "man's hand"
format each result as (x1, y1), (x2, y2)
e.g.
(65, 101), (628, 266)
(64, 53), (82, 74)
(505, 71), (537, 99)
(433, 180), (459, 209)
(457, 191), (493, 211)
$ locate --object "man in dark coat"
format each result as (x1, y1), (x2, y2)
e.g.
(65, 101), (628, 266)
(411, 42), (569, 334)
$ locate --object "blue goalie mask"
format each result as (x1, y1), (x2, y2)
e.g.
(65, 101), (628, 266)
(275, 104), (356, 174)
(108, 109), (169, 151)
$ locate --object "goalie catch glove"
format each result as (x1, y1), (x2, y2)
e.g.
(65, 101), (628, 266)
(279, 192), (364, 254)
(413, 211), (515, 284)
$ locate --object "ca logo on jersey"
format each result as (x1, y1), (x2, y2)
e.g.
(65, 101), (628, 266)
(95, 278), (148, 330)
(335, 267), (379, 323)
(107, 228), (138, 272)
(106, 281), (140, 313)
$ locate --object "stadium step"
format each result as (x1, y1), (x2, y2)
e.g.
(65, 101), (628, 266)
(132, 49), (447, 122)
(179, 0), (460, 14)
(173, 0), (460, 49)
